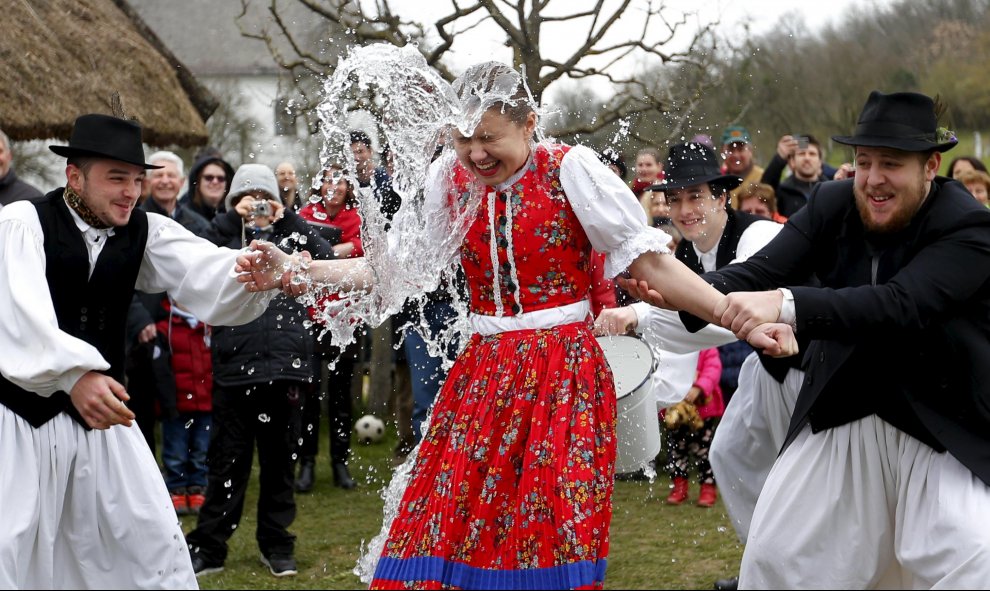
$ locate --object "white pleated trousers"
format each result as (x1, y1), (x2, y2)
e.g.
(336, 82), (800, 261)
(0, 408), (197, 589)
(740, 415), (990, 589)
(709, 353), (803, 542)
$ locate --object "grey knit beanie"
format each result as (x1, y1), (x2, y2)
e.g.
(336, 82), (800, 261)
(225, 163), (281, 211)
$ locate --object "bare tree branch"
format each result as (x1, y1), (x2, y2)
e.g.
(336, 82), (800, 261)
(239, 0), (723, 141)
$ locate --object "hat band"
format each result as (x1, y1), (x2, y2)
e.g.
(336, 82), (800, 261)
(853, 120), (935, 143)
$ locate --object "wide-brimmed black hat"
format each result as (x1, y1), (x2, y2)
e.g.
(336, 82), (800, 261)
(832, 91), (957, 153)
(50, 114), (161, 169)
(661, 142), (742, 191)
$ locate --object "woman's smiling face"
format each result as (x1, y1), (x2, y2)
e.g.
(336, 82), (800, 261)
(452, 108), (537, 187)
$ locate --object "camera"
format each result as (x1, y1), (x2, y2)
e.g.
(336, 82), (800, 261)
(252, 200), (273, 217)
(794, 134), (810, 150)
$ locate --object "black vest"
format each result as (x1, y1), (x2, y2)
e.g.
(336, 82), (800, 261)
(0, 190), (148, 427)
(676, 208), (804, 381)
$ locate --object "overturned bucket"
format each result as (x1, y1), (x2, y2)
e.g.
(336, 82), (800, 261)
(597, 335), (660, 474)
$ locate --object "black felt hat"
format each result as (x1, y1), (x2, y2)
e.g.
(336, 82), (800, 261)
(832, 91), (957, 153)
(50, 114), (161, 169)
(661, 142), (742, 191)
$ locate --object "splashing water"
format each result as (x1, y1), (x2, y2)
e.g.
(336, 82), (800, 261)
(301, 44), (553, 368)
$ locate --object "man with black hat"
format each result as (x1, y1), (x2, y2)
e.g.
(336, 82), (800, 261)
(628, 91), (990, 587)
(0, 113), (283, 589)
(597, 144), (802, 522)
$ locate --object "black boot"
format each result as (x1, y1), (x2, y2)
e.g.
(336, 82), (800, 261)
(713, 576), (738, 590)
(295, 458), (315, 493)
(332, 461), (356, 490)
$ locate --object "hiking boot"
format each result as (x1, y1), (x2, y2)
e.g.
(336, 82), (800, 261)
(190, 553), (224, 577)
(666, 476), (689, 505)
(295, 458), (315, 493)
(260, 553), (298, 577)
(697, 482), (718, 508)
(171, 488), (189, 516)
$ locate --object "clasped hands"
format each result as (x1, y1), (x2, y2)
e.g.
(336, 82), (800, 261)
(235, 240), (312, 297)
(615, 276), (798, 358)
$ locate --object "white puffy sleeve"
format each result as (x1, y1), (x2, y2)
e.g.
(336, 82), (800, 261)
(559, 144), (671, 277)
(137, 214), (277, 326)
(0, 203), (109, 396)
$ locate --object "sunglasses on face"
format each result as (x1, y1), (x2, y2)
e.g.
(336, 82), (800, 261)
(202, 174), (226, 184)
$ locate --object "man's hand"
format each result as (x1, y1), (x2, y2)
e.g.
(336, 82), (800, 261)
(69, 372), (135, 429)
(137, 323), (157, 344)
(592, 306), (639, 336)
(615, 276), (669, 309)
(236, 240), (294, 293)
(715, 290), (783, 338)
(746, 322), (799, 358)
(832, 163), (855, 180)
(777, 134), (799, 160)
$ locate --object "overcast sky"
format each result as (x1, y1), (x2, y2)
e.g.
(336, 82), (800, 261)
(383, 0), (893, 79)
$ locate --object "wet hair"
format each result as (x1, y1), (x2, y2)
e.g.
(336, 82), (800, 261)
(452, 62), (536, 127)
(947, 155), (988, 179)
(734, 182), (778, 215)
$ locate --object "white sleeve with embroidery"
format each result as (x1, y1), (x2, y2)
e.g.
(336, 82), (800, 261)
(559, 144), (672, 278)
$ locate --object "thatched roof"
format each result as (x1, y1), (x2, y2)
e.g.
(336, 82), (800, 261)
(0, 0), (217, 147)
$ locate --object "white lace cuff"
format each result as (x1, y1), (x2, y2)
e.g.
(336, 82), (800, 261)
(604, 226), (672, 278)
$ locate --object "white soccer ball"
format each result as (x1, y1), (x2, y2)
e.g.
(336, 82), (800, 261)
(354, 414), (386, 444)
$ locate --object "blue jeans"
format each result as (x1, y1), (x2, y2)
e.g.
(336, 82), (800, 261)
(162, 411), (212, 491)
(403, 301), (459, 443)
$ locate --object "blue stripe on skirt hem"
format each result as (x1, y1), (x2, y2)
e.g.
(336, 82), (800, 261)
(373, 556), (608, 589)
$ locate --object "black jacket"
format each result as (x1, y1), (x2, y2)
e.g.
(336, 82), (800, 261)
(695, 177), (990, 486)
(760, 153), (827, 218)
(204, 209), (335, 387)
(178, 155), (235, 221)
(0, 169), (43, 206)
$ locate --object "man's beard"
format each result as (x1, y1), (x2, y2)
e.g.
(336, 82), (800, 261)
(854, 177), (928, 234)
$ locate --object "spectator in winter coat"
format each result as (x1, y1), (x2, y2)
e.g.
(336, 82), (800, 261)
(185, 163), (335, 578)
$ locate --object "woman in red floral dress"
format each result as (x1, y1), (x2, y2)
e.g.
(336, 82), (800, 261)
(236, 62), (794, 590)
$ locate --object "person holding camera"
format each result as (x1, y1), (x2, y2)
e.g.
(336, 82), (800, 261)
(187, 163), (336, 578)
(759, 133), (829, 217)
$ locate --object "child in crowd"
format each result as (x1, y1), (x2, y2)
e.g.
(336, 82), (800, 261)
(154, 297), (213, 516)
(662, 347), (725, 507)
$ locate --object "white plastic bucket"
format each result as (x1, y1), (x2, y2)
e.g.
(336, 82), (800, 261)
(596, 335), (660, 473)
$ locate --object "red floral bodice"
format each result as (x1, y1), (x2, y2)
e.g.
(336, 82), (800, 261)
(455, 144), (593, 316)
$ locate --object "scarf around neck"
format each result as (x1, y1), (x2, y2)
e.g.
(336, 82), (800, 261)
(64, 184), (112, 229)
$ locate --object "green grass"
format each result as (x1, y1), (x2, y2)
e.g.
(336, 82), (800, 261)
(185, 425), (743, 590)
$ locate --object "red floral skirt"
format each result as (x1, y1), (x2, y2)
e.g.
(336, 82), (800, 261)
(370, 322), (616, 590)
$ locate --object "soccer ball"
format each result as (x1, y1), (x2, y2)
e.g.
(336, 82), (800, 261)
(354, 414), (386, 444)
